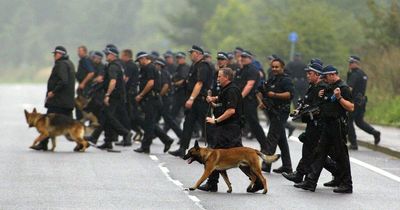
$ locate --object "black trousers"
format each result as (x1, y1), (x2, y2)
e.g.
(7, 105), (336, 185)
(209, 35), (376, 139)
(39, 106), (73, 146)
(126, 93), (143, 134)
(179, 98), (209, 150)
(348, 102), (377, 146)
(243, 97), (268, 151)
(103, 98), (130, 143)
(265, 110), (292, 169)
(140, 97), (172, 150)
(307, 119), (352, 187)
(158, 96), (183, 139)
(296, 123), (337, 176)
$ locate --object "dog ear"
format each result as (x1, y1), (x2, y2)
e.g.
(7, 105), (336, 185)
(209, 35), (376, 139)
(24, 109), (29, 120)
(33, 108), (37, 113)
(194, 140), (199, 149)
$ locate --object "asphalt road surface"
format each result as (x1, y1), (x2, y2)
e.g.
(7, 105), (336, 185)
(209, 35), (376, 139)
(1, 84), (399, 210)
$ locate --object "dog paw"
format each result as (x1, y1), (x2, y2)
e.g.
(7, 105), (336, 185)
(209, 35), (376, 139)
(227, 189), (232, 193)
(188, 187), (196, 191)
(262, 190), (268, 194)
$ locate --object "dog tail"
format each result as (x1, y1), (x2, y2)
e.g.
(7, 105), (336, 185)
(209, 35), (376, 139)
(256, 150), (281, 164)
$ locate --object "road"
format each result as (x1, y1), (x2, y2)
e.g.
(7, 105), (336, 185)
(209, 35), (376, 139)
(1, 84), (399, 210)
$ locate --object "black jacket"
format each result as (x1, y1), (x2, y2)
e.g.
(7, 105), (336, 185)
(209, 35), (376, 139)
(45, 56), (76, 109)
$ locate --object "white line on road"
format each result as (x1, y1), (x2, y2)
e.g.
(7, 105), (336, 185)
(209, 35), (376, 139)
(289, 136), (400, 183)
(149, 155), (206, 210)
(350, 157), (400, 183)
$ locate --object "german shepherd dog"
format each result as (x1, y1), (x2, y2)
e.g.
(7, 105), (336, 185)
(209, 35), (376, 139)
(183, 141), (280, 194)
(24, 108), (89, 152)
(74, 95), (100, 128)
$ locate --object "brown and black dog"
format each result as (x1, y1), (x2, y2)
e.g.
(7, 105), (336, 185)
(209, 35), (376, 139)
(24, 108), (89, 152)
(183, 141), (280, 194)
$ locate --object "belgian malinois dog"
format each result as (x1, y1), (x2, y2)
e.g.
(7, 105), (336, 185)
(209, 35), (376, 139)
(24, 108), (89, 152)
(183, 141), (280, 194)
(74, 95), (100, 128)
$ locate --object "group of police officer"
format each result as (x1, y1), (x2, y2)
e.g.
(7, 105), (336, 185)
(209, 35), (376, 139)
(30, 44), (380, 194)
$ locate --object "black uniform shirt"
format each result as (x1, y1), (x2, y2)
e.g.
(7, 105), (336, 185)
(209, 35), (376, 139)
(165, 63), (177, 77)
(92, 61), (105, 76)
(173, 63), (190, 92)
(104, 60), (125, 99)
(139, 63), (161, 93)
(216, 82), (242, 126)
(76, 56), (95, 83)
(286, 60), (307, 80)
(187, 59), (213, 96)
(260, 73), (294, 107)
(234, 63), (259, 97)
(320, 79), (352, 119)
(124, 60), (139, 94)
(347, 68), (367, 101)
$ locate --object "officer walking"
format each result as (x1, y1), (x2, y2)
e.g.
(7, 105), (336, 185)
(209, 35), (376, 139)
(235, 50), (269, 154)
(169, 45), (213, 157)
(75, 45), (95, 119)
(134, 52), (173, 154)
(282, 60), (337, 183)
(257, 58), (294, 173)
(169, 52), (190, 127)
(31, 46), (76, 151)
(295, 65), (354, 193)
(115, 49), (141, 146)
(347, 56), (381, 149)
(154, 58), (183, 139)
(97, 46), (132, 150)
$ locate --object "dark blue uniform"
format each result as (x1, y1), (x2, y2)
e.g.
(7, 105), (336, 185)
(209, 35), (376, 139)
(259, 73), (294, 172)
(347, 68), (380, 147)
(234, 63), (268, 151)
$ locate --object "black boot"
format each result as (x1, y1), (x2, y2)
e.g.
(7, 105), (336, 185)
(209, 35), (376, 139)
(348, 144), (358, 150)
(198, 183), (218, 192)
(168, 148), (185, 158)
(97, 142), (113, 150)
(163, 139), (174, 153)
(262, 162), (271, 173)
(333, 185), (353, 193)
(294, 180), (316, 192)
(86, 136), (97, 145)
(247, 179), (264, 193)
(373, 131), (381, 145)
(273, 166), (293, 174)
(324, 178), (340, 187)
(133, 147), (150, 154)
(282, 171), (304, 183)
(30, 143), (48, 151)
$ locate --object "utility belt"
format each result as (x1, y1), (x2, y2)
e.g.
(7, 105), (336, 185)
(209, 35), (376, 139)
(142, 91), (160, 101)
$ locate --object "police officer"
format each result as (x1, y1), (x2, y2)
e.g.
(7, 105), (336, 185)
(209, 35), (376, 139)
(196, 68), (242, 191)
(31, 46), (76, 151)
(134, 52), (173, 154)
(155, 58), (183, 139)
(286, 53), (308, 105)
(97, 46), (132, 150)
(169, 45), (213, 157)
(169, 52), (190, 126)
(85, 51), (106, 145)
(164, 50), (177, 76)
(282, 60), (337, 183)
(115, 49), (141, 146)
(234, 50), (269, 154)
(347, 56), (381, 149)
(75, 45), (95, 119)
(257, 58), (293, 173)
(295, 65), (354, 193)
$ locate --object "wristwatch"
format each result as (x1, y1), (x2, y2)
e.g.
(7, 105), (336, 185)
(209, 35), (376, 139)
(214, 118), (218, 124)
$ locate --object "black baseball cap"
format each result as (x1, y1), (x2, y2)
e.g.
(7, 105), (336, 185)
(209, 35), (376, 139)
(188, 45), (204, 54)
(217, 52), (229, 60)
(348, 55), (361, 63)
(135, 51), (149, 61)
(175, 52), (186, 58)
(103, 47), (119, 56)
(52, 46), (67, 55)
(240, 50), (253, 58)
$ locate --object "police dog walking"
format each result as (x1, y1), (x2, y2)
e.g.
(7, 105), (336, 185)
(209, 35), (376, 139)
(184, 141), (280, 194)
(24, 108), (89, 152)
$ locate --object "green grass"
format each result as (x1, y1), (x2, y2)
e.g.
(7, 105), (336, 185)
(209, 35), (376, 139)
(365, 93), (400, 127)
